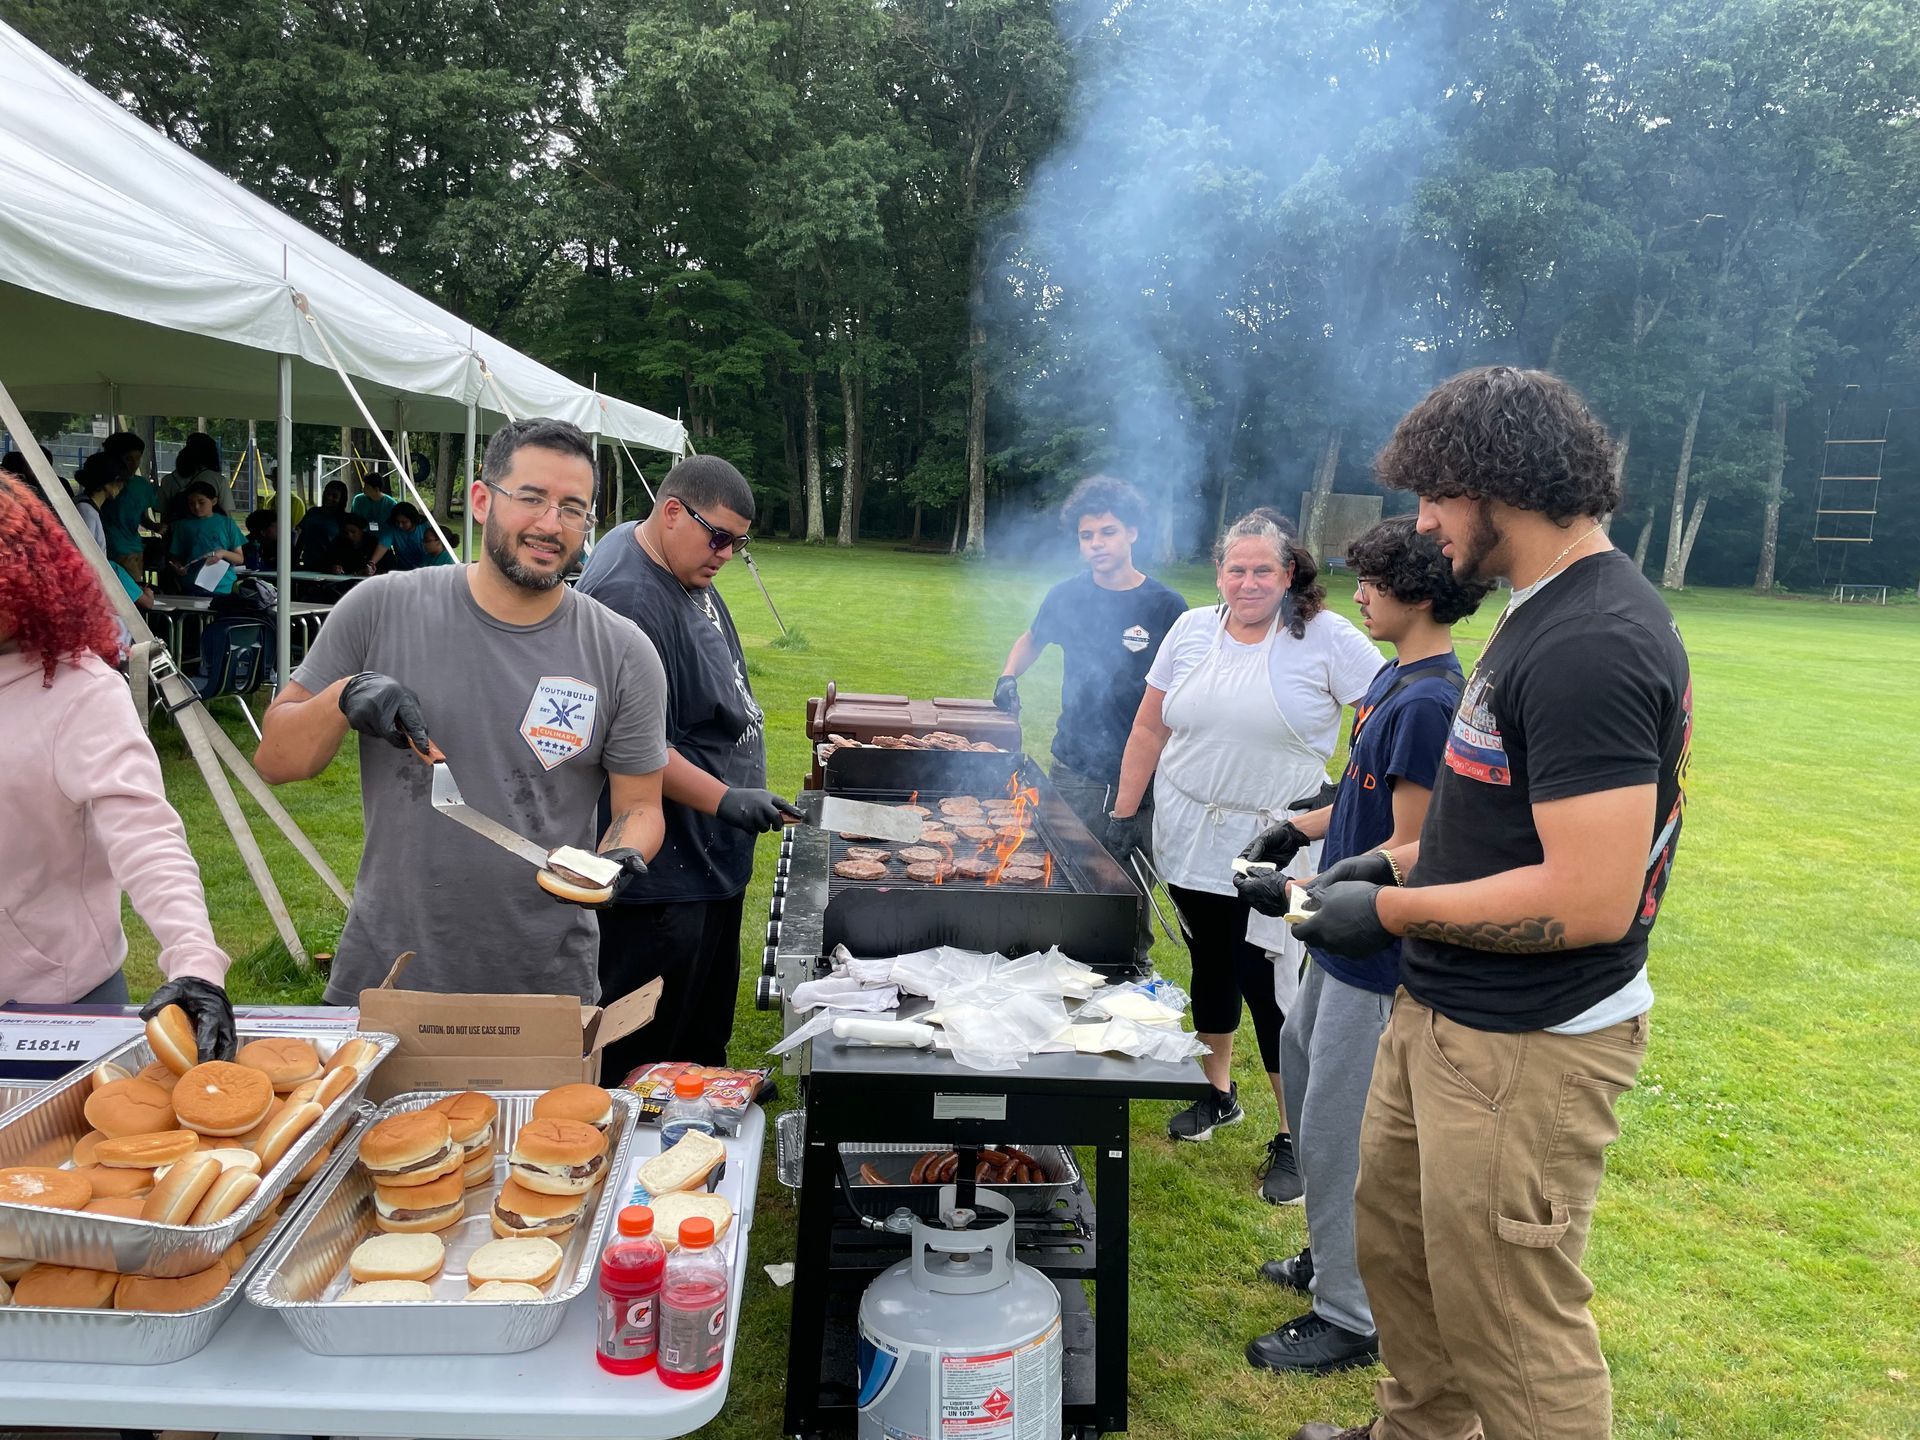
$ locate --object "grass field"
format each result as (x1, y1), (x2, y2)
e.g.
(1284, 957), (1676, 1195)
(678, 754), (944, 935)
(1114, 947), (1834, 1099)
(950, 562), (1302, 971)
(124, 541), (1919, 1439)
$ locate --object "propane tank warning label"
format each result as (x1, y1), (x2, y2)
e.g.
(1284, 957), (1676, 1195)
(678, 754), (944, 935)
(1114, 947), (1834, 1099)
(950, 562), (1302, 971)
(938, 1320), (1060, 1438)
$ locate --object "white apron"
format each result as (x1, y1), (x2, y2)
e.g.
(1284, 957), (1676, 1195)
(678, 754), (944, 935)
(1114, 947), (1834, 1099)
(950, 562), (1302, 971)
(1153, 610), (1333, 1012)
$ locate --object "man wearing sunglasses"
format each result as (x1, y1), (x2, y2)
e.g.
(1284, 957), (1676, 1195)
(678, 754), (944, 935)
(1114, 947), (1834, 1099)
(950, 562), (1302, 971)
(577, 454), (797, 1077)
(255, 418), (670, 1010)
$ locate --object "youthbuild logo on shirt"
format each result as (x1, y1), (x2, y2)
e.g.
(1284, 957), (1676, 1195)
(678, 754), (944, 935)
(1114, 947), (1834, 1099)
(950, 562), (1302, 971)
(520, 676), (599, 770)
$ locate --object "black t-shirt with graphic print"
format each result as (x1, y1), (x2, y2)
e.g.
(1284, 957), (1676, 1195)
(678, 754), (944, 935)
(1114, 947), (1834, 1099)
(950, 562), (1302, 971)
(1030, 571), (1190, 781)
(577, 523), (767, 903)
(1402, 548), (1692, 1031)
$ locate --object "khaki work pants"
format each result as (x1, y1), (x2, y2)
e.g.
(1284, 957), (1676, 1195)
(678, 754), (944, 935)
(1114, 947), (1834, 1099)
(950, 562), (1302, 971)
(1355, 989), (1648, 1440)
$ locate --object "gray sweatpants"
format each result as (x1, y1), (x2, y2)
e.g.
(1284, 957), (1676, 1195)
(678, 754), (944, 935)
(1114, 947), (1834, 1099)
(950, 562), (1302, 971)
(1279, 959), (1394, 1335)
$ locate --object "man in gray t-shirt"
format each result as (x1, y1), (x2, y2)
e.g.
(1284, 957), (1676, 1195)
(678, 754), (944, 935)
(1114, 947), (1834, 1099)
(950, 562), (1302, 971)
(256, 419), (668, 1005)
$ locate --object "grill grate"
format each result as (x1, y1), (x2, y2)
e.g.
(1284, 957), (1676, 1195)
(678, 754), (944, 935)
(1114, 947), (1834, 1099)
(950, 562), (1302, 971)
(823, 786), (1072, 893)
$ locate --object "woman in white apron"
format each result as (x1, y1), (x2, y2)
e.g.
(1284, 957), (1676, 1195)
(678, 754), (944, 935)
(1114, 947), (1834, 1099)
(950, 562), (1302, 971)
(1107, 512), (1381, 1201)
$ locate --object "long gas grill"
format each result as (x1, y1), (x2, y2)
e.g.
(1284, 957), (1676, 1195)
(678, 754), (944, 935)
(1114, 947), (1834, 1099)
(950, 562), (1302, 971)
(764, 743), (1207, 1438)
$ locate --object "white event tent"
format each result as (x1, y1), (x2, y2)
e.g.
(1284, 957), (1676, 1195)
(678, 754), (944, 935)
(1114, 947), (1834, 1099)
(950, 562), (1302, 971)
(0, 19), (685, 966)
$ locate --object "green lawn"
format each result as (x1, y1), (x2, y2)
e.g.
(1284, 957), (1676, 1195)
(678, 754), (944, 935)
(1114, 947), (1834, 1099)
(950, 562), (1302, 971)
(126, 543), (1919, 1439)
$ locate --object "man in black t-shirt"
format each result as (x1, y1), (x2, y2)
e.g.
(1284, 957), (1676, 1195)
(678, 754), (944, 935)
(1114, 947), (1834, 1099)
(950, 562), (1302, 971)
(1288, 368), (1690, 1440)
(993, 475), (1187, 951)
(577, 456), (800, 1078)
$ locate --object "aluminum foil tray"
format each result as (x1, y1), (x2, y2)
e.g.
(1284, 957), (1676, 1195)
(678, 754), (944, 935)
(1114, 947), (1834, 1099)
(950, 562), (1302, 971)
(0, 1103), (372, 1365)
(247, 1087), (640, 1356)
(838, 1141), (1080, 1217)
(0, 1028), (397, 1277)
(0, 1082), (47, 1122)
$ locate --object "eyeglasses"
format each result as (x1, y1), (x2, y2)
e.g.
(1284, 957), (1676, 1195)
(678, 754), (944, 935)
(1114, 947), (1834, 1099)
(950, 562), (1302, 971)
(682, 501), (750, 554)
(485, 482), (597, 533)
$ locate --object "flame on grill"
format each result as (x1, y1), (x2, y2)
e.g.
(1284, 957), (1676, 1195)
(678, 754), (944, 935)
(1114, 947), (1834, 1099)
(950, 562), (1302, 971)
(984, 778), (1042, 884)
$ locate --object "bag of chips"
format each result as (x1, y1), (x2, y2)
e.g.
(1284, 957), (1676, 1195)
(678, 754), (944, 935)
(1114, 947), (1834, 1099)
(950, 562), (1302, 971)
(617, 1061), (774, 1135)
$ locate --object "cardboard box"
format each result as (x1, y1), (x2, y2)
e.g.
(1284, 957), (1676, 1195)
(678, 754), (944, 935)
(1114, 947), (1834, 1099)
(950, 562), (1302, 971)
(357, 954), (661, 1101)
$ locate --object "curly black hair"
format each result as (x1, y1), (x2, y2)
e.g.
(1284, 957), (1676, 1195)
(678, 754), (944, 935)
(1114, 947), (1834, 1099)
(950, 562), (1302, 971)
(1346, 515), (1495, 625)
(1374, 366), (1619, 521)
(1060, 473), (1148, 532)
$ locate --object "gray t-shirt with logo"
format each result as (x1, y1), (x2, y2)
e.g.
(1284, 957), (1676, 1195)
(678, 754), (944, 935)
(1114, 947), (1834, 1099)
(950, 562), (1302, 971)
(292, 566), (669, 1005)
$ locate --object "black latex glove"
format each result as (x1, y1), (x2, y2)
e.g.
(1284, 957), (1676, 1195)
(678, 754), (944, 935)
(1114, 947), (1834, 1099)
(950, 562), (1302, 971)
(992, 675), (1020, 712)
(1310, 849), (1399, 890)
(1104, 811), (1148, 860)
(1239, 820), (1311, 870)
(1292, 880), (1393, 957)
(716, 787), (805, 834)
(339, 672), (432, 754)
(1233, 868), (1297, 917)
(1288, 780), (1341, 813)
(139, 978), (236, 1064)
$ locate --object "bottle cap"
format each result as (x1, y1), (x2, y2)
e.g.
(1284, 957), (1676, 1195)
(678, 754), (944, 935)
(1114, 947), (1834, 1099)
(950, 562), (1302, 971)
(678, 1217), (714, 1249)
(617, 1205), (654, 1238)
(672, 1076), (705, 1100)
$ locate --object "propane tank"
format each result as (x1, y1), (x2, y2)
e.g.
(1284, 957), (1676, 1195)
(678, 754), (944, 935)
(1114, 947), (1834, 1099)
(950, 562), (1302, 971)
(856, 1184), (1062, 1440)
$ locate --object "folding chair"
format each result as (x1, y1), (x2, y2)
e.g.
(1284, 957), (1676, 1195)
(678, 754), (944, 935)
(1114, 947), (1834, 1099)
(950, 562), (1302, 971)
(193, 617), (270, 739)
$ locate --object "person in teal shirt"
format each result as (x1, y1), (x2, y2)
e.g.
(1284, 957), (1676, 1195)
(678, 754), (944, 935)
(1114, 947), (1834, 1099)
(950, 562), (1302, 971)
(372, 501), (429, 571)
(422, 528), (458, 566)
(167, 481), (244, 594)
(349, 472), (396, 530)
(96, 432), (156, 575)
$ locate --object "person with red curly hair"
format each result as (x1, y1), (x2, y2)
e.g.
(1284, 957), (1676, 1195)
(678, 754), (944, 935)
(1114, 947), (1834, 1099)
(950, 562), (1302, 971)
(0, 474), (236, 1062)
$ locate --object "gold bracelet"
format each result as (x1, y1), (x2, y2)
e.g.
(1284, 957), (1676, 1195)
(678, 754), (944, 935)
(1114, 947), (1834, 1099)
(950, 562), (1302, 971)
(1376, 848), (1405, 886)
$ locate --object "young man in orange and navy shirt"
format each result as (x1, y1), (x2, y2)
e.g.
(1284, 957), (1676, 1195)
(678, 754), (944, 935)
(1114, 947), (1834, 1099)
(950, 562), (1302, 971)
(1233, 514), (1492, 1373)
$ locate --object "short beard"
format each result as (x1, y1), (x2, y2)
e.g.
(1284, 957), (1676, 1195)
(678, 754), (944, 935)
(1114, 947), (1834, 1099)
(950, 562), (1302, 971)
(1456, 498), (1503, 583)
(484, 519), (570, 592)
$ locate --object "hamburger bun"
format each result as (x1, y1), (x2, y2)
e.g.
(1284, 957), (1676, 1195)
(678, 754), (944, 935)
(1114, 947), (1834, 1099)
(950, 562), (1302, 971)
(360, 1111), (459, 1188)
(286, 1066), (357, 1111)
(82, 1078), (176, 1138)
(490, 1178), (585, 1240)
(347, 1231), (445, 1284)
(649, 1190), (735, 1251)
(199, 1147), (263, 1176)
(97, 1129), (198, 1169)
(0, 1256), (35, 1283)
(461, 1145), (496, 1189)
(373, 1170), (466, 1234)
(237, 1097), (285, 1149)
(135, 1060), (181, 1094)
(69, 1130), (109, 1167)
(508, 1118), (607, 1196)
(290, 1139), (335, 1188)
(84, 1196), (150, 1218)
(341, 1279), (434, 1302)
(91, 1062), (131, 1091)
(466, 1236), (563, 1289)
(140, 1152), (220, 1225)
(146, 1004), (200, 1074)
(74, 1164), (154, 1199)
(634, 1129), (725, 1197)
(249, 1100), (322, 1171)
(534, 865), (616, 905)
(189, 1169), (260, 1225)
(238, 1199), (282, 1244)
(428, 1091), (500, 1154)
(172, 1062), (275, 1138)
(112, 1263), (230, 1313)
(0, 1166), (91, 1211)
(324, 1036), (380, 1075)
(221, 1241), (247, 1269)
(237, 1037), (322, 1092)
(532, 1083), (613, 1132)
(466, 1281), (543, 1301)
(0, 1275), (10, 1304)
(14, 1264), (117, 1309)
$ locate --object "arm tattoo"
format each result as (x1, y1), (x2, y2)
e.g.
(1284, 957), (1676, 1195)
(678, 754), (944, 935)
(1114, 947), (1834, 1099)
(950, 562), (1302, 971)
(1401, 916), (1569, 953)
(602, 812), (630, 850)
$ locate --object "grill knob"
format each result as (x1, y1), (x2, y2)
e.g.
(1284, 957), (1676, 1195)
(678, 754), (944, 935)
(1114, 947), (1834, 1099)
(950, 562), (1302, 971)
(755, 975), (782, 1011)
(765, 920), (780, 948)
(761, 946), (779, 977)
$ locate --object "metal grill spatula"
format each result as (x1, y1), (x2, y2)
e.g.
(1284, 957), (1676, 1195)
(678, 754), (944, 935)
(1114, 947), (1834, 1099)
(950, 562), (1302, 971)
(429, 762), (623, 901)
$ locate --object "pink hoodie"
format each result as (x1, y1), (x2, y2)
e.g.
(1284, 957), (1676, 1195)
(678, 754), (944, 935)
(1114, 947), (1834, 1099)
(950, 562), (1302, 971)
(0, 647), (229, 1004)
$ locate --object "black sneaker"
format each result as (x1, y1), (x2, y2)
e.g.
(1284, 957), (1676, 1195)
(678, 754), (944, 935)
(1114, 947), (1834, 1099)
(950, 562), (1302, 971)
(1258, 1246), (1314, 1293)
(1258, 1131), (1305, 1204)
(1246, 1310), (1380, 1374)
(1287, 1424), (1379, 1440)
(1167, 1082), (1244, 1141)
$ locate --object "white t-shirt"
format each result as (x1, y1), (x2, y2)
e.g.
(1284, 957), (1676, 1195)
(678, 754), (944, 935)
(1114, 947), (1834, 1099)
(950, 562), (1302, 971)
(1145, 605), (1383, 755)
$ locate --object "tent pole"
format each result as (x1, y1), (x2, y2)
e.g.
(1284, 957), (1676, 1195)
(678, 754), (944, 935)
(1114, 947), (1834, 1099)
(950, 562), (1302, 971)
(276, 356), (294, 692)
(463, 401), (477, 558)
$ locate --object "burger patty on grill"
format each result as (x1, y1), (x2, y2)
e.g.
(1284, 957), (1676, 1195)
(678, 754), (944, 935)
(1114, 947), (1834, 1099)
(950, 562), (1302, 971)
(956, 825), (998, 845)
(950, 858), (994, 880)
(898, 845), (947, 863)
(904, 862), (951, 883)
(843, 846), (893, 863)
(832, 859), (890, 881)
(936, 797), (983, 818)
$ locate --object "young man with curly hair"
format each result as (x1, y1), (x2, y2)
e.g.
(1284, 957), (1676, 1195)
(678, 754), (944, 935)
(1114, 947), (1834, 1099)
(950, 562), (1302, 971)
(1235, 514), (1493, 1374)
(1289, 367), (1692, 1440)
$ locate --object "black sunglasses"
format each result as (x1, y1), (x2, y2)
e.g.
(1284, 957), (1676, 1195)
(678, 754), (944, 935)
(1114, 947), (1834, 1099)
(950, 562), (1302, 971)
(681, 501), (750, 554)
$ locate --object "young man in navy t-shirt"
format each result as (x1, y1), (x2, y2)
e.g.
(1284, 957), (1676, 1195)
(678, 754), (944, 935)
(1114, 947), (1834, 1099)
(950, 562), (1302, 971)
(1234, 515), (1492, 1375)
(993, 475), (1187, 956)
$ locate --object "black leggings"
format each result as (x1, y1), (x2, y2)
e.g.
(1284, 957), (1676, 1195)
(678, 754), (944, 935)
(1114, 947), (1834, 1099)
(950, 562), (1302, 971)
(1169, 884), (1284, 1073)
